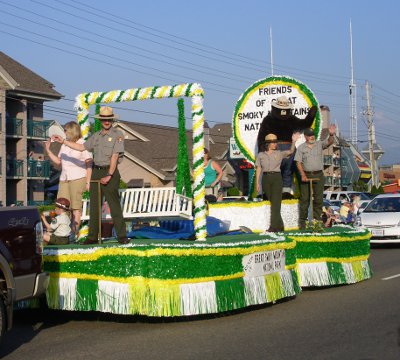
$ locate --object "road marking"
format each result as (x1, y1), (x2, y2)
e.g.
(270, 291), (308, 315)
(382, 273), (400, 281)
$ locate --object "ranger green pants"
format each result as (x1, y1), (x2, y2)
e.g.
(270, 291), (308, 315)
(88, 168), (126, 241)
(299, 171), (324, 229)
(262, 172), (284, 231)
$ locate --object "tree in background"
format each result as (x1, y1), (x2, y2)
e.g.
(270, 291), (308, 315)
(371, 185), (384, 195)
(227, 187), (240, 196)
(352, 180), (368, 192)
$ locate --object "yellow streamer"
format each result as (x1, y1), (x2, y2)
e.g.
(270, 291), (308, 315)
(174, 84), (186, 97)
(139, 87), (152, 100)
(157, 86), (169, 98)
(44, 241), (296, 263)
(104, 90), (117, 103)
(296, 255), (369, 263)
(292, 233), (370, 243)
(48, 271), (244, 286)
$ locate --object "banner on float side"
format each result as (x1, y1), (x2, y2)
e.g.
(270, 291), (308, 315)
(232, 75), (321, 164)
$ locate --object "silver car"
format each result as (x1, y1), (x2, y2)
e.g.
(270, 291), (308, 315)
(355, 193), (400, 243)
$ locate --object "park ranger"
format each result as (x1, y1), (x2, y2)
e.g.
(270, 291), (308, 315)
(53, 106), (129, 244)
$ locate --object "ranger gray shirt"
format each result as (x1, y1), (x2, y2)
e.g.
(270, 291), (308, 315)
(294, 137), (330, 172)
(83, 127), (124, 166)
(256, 150), (291, 172)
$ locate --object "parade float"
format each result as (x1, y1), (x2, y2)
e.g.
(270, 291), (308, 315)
(42, 77), (372, 317)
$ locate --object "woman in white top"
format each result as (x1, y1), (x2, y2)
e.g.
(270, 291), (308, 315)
(45, 121), (93, 236)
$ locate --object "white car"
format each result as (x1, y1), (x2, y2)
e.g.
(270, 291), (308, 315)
(354, 193), (400, 243)
(323, 191), (371, 209)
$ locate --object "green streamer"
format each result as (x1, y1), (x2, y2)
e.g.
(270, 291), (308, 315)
(175, 99), (193, 197)
(46, 277), (60, 309)
(94, 103), (102, 132)
(216, 277), (246, 312)
(327, 262), (347, 284)
(75, 279), (99, 311)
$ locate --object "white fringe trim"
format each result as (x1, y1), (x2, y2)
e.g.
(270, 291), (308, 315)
(243, 276), (267, 306)
(97, 280), (130, 314)
(280, 270), (297, 297)
(342, 263), (355, 283)
(58, 278), (77, 310)
(180, 281), (217, 316)
(298, 262), (331, 287)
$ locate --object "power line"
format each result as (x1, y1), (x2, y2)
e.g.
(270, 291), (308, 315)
(0, 29), (239, 97)
(26, 0), (358, 86)
(28, 0), (267, 73)
(0, 6), (251, 84)
(62, 0), (360, 84)
(0, 21), (247, 93)
(4, 95), (234, 131)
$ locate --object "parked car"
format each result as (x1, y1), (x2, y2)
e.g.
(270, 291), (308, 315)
(354, 193), (400, 243)
(323, 191), (371, 208)
(0, 207), (49, 344)
(363, 192), (378, 200)
(357, 201), (370, 214)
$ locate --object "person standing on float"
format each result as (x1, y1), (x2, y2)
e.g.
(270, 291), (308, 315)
(53, 106), (129, 245)
(255, 132), (299, 232)
(45, 121), (93, 238)
(295, 124), (336, 229)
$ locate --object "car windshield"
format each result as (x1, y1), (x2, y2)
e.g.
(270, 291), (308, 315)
(348, 192), (370, 200)
(364, 197), (400, 213)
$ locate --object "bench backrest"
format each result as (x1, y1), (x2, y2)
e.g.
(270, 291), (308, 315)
(81, 187), (192, 221)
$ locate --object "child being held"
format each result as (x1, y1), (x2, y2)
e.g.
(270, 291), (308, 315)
(41, 198), (72, 245)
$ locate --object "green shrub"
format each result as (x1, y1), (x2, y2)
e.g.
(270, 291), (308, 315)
(37, 204), (55, 214)
(227, 187), (240, 196)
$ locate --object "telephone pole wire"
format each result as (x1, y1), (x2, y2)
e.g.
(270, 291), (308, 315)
(365, 80), (377, 189)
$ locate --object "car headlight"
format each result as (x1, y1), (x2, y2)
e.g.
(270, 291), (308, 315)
(354, 216), (362, 227)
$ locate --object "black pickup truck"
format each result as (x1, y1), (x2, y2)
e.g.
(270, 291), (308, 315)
(0, 207), (49, 344)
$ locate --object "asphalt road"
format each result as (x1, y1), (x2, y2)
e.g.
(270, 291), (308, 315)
(1, 245), (399, 360)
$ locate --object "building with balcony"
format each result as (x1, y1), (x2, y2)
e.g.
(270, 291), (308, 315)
(0, 51), (63, 206)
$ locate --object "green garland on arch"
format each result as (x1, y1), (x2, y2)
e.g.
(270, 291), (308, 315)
(93, 103), (102, 132)
(175, 99), (193, 197)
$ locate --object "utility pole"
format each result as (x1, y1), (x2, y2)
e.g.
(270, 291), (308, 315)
(349, 20), (358, 147)
(365, 81), (377, 189)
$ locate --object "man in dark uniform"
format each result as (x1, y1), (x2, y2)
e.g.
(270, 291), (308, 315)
(53, 106), (129, 244)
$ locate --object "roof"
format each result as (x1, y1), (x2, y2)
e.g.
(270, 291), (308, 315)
(119, 121), (232, 179)
(0, 51), (63, 99)
(209, 123), (231, 159)
(119, 121), (194, 179)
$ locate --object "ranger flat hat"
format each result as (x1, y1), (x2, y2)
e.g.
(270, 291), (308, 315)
(265, 133), (278, 143)
(98, 106), (118, 120)
(271, 96), (293, 110)
(303, 128), (315, 136)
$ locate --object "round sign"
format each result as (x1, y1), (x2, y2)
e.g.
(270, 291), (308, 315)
(233, 75), (321, 163)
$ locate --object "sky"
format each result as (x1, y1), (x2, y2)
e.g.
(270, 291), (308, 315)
(1, 0), (399, 165)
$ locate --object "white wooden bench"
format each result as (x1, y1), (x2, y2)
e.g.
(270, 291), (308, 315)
(81, 187), (193, 221)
